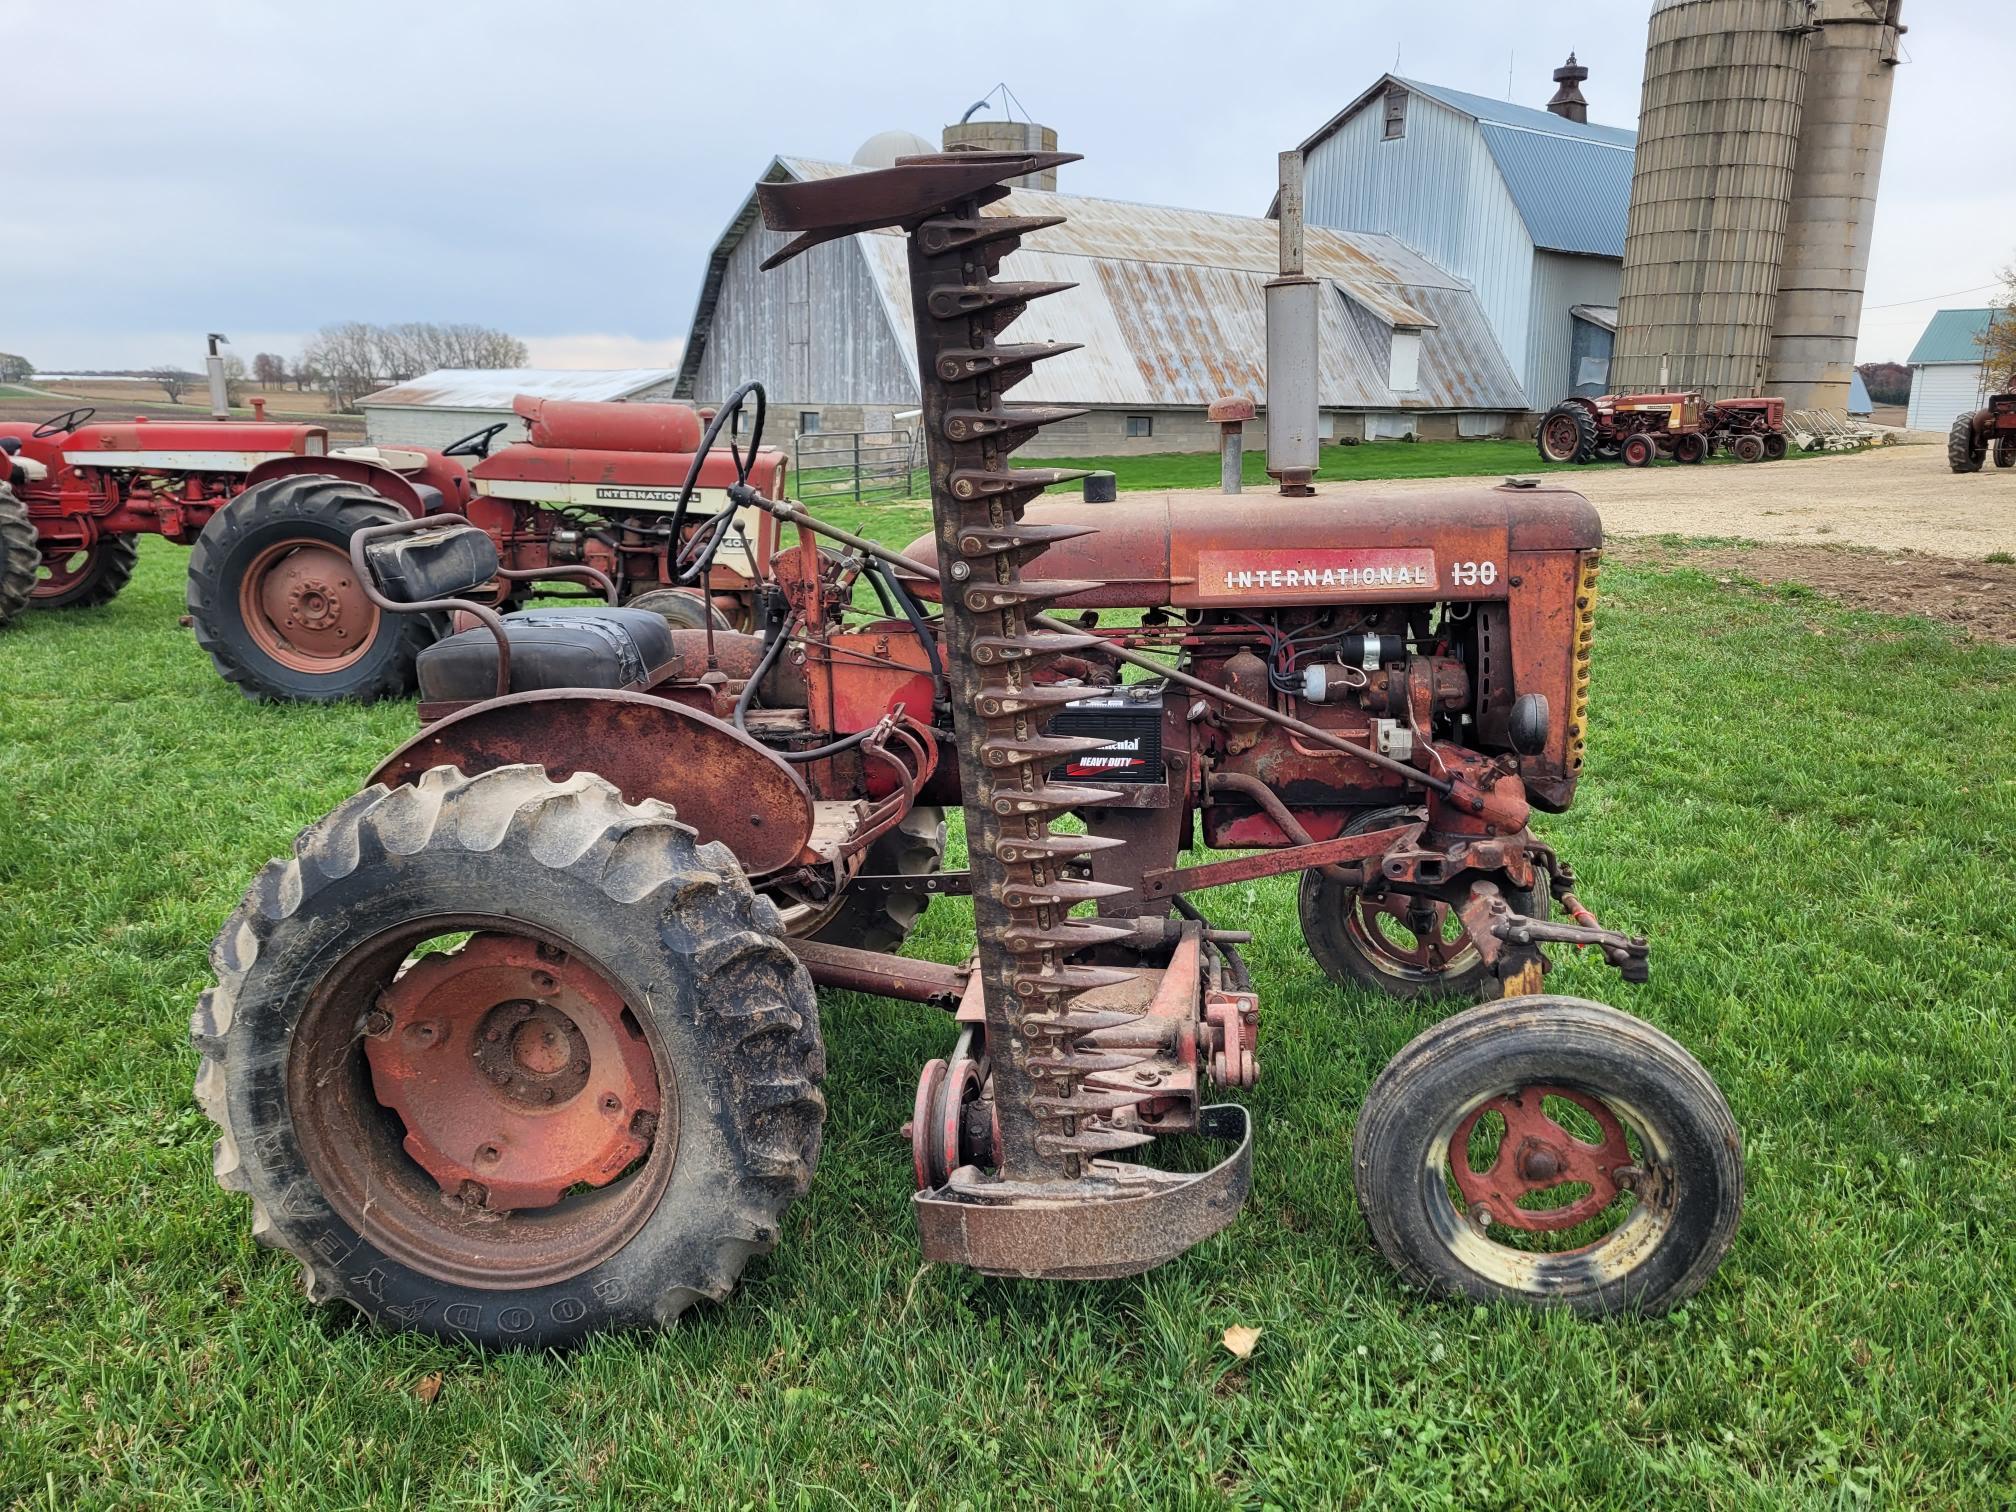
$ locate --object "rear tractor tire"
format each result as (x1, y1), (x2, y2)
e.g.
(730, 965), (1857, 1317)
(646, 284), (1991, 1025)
(186, 474), (442, 702)
(1352, 995), (1742, 1317)
(191, 764), (825, 1347)
(1536, 403), (1597, 465)
(1948, 414), (1985, 474)
(1298, 807), (1547, 1002)
(0, 484), (35, 628)
(30, 531), (139, 611)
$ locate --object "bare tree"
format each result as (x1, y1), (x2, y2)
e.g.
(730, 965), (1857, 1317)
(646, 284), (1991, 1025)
(1982, 259), (2016, 391)
(153, 368), (198, 404)
(252, 352), (286, 389)
(222, 354), (249, 405)
(303, 322), (380, 413)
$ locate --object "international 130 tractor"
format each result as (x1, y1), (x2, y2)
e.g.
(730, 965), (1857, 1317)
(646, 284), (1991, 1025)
(0, 398), (784, 702)
(1537, 391), (1788, 467)
(1947, 385), (2016, 473)
(192, 151), (1743, 1348)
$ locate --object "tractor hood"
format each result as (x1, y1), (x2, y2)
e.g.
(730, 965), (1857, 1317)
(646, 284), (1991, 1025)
(898, 482), (1601, 610)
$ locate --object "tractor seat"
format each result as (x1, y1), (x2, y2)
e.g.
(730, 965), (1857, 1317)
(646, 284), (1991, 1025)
(415, 607), (674, 703)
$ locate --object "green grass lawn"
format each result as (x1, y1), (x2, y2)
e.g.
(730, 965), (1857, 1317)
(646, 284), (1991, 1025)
(3, 517), (2014, 1506)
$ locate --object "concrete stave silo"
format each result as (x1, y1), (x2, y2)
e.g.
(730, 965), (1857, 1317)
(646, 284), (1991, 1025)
(1766, 0), (1905, 413)
(1613, 0), (1814, 399)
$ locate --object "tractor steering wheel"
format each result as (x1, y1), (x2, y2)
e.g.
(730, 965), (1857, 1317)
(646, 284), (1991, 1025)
(668, 381), (766, 583)
(33, 407), (94, 438)
(440, 421), (509, 459)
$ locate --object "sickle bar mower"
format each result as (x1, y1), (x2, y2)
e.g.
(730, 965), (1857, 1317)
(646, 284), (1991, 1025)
(192, 152), (1742, 1347)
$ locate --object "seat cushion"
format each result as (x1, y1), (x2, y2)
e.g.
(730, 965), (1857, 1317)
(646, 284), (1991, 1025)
(416, 606), (675, 702)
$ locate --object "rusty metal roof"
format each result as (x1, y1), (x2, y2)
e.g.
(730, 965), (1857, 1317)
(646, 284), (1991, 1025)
(361, 368), (678, 409)
(680, 159), (1526, 412)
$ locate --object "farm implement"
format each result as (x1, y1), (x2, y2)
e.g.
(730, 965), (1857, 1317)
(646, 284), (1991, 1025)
(193, 151), (1742, 1346)
(0, 398), (784, 701)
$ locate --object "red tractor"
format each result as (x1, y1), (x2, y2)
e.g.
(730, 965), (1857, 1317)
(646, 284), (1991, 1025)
(1947, 389), (2016, 473)
(0, 399), (785, 702)
(1536, 392), (1787, 467)
(192, 151), (1742, 1347)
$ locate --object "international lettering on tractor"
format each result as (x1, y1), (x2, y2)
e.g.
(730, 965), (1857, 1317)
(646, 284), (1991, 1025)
(0, 398), (786, 702)
(191, 152), (1743, 1349)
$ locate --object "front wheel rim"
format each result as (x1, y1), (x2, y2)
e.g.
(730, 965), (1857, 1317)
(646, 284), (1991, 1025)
(1426, 1080), (1671, 1292)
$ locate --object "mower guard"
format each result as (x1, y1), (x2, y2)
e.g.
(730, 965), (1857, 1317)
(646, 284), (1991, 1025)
(913, 1104), (1251, 1280)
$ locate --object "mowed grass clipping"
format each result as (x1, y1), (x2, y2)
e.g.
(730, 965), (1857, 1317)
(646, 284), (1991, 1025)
(2, 511), (2014, 1508)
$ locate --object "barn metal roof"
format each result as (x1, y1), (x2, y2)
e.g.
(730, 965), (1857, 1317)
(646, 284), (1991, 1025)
(679, 158), (1527, 412)
(1286, 75), (1635, 258)
(360, 368), (678, 409)
(1907, 308), (1995, 365)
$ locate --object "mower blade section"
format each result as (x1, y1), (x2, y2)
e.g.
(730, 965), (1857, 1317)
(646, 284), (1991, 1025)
(913, 1105), (1252, 1279)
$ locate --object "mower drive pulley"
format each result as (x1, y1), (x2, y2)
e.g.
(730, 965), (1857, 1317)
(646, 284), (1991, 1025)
(363, 932), (660, 1210)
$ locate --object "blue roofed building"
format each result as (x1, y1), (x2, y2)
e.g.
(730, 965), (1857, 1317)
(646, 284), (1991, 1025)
(1281, 59), (1635, 419)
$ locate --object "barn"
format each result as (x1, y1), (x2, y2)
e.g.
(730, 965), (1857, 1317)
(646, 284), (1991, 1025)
(359, 369), (683, 452)
(1905, 309), (1998, 433)
(1283, 65), (1635, 413)
(676, 157), (1527, 458)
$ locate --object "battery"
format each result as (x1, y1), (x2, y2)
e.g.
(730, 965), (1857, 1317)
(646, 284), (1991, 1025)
(1044, 691), (1165, 785)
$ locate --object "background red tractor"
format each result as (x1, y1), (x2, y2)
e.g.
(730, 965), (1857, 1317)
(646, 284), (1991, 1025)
(1536, 392), (1788, 467)
(0, 398), (785, 701)
(1947, 388), (2016, 473)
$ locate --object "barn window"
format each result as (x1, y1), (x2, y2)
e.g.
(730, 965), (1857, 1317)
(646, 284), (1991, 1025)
(1383, 88), (1408, 140)
(1125, 414), (1154, 438)
(799, 411), (821, 434)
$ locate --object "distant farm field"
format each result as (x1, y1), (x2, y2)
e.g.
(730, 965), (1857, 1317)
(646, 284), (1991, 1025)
(2, 510), (2014, 1505)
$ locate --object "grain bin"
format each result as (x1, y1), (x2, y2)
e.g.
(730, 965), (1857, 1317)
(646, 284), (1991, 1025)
(1612, 0), (1814, 399)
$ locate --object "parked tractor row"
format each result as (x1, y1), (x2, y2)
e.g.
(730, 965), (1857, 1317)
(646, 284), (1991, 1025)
(0, 400), (784, 700)
(1536, 391), (1788, 467)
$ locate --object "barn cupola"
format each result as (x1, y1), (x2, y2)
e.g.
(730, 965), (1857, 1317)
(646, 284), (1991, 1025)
(1547, 54), (1590, 122)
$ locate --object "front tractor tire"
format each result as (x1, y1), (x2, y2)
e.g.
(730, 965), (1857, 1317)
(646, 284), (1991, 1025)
(1949, 414), (1986, 474)
(31, 531), (139, 611)
(801, 805), (949, 954)
(186, 475), (442, 702)
(1299, 807), (1546, 1002)
(1352, 996), (1742, 1317)
(0, 484), (35, 627)
(191, 765), (826, 1347)
(1536, 403), (1597, 465)
(1996, 436), (2015, 469)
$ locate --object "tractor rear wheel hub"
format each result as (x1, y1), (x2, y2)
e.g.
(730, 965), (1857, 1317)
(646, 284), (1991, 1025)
(363, 933), (660, 1210)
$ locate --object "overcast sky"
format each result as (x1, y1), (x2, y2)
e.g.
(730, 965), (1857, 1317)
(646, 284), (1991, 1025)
(5, 0), (2005, 374)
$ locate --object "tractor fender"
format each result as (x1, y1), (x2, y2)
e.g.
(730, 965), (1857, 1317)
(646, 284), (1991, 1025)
(242, 455), (431, 516)
(368, 688), (814, 876)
